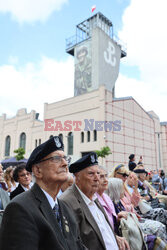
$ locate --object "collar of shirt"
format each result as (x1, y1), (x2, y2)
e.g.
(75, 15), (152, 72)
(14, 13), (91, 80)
(75, 184), (97, 205)
(57, 189), (63, 198)
(41, 188), (58, 209)
(20, 182), (33, 191)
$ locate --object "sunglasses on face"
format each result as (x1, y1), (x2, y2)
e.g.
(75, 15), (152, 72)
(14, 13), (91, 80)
(38, 155), (71, 164)
(117, 172), (129, 178)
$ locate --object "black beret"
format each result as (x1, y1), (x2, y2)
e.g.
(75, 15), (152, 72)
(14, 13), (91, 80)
(26, 136), (64, 172)
(134, 169), (147, 174)
(69, 152), (98, 173)
(129, 154), (135, 160)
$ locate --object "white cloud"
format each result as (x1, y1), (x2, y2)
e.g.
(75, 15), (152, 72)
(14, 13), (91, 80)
(8, 56), (19, 65)
(116, 74), (167, 121)
(0, 0), (68, 23)
(0, 56), (74, 119)
(116, 0), (167, 121)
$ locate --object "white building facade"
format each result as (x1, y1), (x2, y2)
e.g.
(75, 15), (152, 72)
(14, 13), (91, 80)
(0, 13), (167, 172)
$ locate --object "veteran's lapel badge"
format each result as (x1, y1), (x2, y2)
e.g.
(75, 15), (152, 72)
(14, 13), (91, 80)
(54, 137), (61, 148)
(63, 217), (70, 233)
(65, 224), (70, 233)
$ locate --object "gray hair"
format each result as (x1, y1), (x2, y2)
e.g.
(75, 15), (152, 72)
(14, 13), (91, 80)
(106, 178), (124, 203)
(98, 165), (108, 174)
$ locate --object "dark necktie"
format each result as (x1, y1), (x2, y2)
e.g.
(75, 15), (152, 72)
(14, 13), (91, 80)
(53, 203), (62, 230)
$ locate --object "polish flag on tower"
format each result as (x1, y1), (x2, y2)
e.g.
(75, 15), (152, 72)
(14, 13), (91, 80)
(91, 5), (96, 13)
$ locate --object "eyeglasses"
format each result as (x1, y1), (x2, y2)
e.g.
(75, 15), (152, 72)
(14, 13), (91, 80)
(117, 172), (129, 178)
(19, 173), (31, 178)
(38, 155), (71, 164)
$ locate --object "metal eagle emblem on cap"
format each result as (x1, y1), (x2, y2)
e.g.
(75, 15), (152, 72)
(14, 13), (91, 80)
(54, 137), (61, 148)
(91, 154), (95, 163)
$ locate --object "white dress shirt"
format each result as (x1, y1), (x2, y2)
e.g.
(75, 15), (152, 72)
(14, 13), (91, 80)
(76, 185), (118, 250)
(21, 182), (33, 191)
(41, 188), (58, 209)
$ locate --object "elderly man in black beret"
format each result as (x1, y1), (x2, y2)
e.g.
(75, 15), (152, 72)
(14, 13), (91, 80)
(60, 152), (129, 250)
(0, 136), (87, 250)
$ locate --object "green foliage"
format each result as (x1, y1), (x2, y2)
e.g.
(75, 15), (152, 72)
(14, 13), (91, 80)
(95, 146), (112, 158)
(14, 147), (25, 161)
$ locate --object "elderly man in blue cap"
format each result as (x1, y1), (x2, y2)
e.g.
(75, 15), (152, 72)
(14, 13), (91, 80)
(0, 136), (87, 250)
(60, 152), (129, 250)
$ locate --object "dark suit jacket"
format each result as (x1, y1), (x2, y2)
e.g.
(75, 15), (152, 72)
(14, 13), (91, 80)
(10, 184), (25, 200)
(0, 183), (87, 250)
(60, 184), (117, 250)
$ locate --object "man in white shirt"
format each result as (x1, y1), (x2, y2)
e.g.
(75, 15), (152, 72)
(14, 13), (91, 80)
(60, 152), (129, 250)
(0, 136), (87, 250)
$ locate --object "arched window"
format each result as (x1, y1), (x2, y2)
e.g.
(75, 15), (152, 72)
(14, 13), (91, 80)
(5, 135), (11, 156)
(59, 133), (63, 143)
(35, 139), (38, 148)
(93, 130), (97, 141)
(87, 131), (90, 142)
(19, 133), (26, 150)
(39, 139), (41, 145)
(81, 132), (84, 143)
(68, 132), (73, 155)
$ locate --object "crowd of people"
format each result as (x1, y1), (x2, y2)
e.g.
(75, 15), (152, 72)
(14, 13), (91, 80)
(0, 136), (167, 250)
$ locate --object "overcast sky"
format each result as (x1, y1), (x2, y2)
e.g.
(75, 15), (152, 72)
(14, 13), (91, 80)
(0, 0), (166, 121)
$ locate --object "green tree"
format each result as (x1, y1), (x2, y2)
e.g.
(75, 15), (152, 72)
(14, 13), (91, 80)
(14, 147), (25, 161)
(95, 146), (112, 165)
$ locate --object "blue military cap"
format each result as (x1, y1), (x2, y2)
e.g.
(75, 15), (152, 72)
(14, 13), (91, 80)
(26, 136), (64, 172)
(69, 152), (98, 173)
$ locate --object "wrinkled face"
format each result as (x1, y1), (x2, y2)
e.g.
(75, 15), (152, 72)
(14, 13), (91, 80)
(18, 169), (32, 187)
(98, 169), (108, 192)
(36, 150), (68, 185)
(76, 165), (100, 197)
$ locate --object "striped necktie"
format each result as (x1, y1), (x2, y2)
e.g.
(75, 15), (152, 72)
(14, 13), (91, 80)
(53, 203), (62, 230)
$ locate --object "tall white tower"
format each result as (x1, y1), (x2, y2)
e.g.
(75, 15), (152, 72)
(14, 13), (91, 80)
(66, 12), (126, 97)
